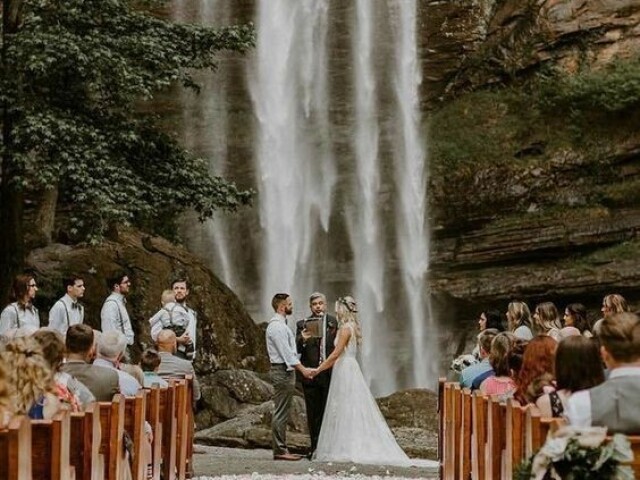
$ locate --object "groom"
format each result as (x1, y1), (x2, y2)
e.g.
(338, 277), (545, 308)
(296, 292), (338, 457)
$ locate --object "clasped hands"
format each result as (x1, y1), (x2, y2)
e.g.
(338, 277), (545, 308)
(301, 366), (320, 379)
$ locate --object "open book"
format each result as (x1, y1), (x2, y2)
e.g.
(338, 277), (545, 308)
(303, 318), (324, 338)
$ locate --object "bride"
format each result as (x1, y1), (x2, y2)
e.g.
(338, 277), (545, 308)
(310, 296), (435, 467)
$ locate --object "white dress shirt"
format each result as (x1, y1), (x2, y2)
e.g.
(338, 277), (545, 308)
(48, 294), (84, 335)
(565, 366), (640, 427)
(0, 302), (40, 334)
(101, 293), (134, 345)
(266, 313), (300, 370)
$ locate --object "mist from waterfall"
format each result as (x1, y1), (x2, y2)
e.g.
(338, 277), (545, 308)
(348, 0), (396, 394)
(250, 0), (335, 320)
(389, 1), (437, 387)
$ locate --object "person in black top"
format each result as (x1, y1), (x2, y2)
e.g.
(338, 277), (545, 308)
(296, 292), (338, 457)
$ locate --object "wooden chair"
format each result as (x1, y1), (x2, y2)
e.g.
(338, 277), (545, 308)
(623, 435), (640, 476)
(70, 404), (104, 480)
(458, 388), (473, 480)
(184, 375), (195, 479)
(471, 392), (488, 480)
(159, 384), (177, 480)
(525, 408), (557, 458)
(437, 377), (446, 479)
(124, 391), (147, 480)
(31, 410), (75, 480)
(174, 380), (189, 480)
(145, 385), (162, 480)
(0, 416), (32, 480)
(504, 399), (527, 480)
(485, 397), (506, 479)
(98, 395), (126, 480)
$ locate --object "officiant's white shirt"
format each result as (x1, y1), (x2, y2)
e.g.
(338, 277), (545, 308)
(266, 313), (300, 371)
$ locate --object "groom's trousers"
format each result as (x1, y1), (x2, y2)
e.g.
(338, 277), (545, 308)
(271, 364), (295, 455)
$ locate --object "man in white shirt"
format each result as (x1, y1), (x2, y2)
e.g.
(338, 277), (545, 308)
(266, 293), (312, 461)
(48, 275), (85, 335)
(100, 272), (134, 347)
(149, 279), (196, 360)
(565, 312), (640, 433)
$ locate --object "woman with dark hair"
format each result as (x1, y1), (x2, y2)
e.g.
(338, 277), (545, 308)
(563, 303), (592, 338)
(478, 310), (504, 332)
(0, 274), (40, 335)
(535, 336), (604, 417)
(514, 336), (558, 405)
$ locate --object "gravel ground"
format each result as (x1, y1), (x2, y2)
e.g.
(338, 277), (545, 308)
(192, 445), (440, 479)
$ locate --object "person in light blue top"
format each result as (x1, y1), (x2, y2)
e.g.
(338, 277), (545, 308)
(460, 328), (498, 389)
(140, 348), (168, 388)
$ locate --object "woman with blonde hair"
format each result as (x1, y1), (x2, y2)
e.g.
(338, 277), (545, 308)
(311, 296), (434, 467)
(1, 336), (60, 419)
(506, 301), (533, 340)
(0, 360), (12, 427)
(593, 293), (630, 335)
(532, 302), (562, 341)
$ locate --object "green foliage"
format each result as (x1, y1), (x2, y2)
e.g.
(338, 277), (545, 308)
(1, 0), (254, 241)
(536, 58), (640, 114)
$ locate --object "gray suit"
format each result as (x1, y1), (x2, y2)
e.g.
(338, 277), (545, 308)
(61, 360), (120, 402)
(157, 351), (201, 400)
(591, 374), (640, 434)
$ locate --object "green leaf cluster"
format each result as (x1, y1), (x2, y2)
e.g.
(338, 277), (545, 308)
(1, 0), (254, 241)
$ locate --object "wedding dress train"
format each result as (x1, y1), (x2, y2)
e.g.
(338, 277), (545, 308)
(313, 324), (437, 467)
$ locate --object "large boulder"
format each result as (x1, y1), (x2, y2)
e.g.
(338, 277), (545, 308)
(26, 228), (269, 374)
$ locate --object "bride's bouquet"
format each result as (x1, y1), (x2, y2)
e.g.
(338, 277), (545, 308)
(515, 425), (634, 480)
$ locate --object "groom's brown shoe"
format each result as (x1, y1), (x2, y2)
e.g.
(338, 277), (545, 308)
(273, 452), (302, 461)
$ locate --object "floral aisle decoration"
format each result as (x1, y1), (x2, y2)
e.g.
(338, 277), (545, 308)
(515, 425), (634, 480)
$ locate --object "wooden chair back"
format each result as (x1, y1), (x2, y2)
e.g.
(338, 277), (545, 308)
(437, 377), (446, 479)
(145, 385), (162, 480)
(0, 416), (32, 480)
(174, 380), (189, 480)
(98, 395), (126, 480)
(471, 392), (488, 480)
(159, 384), (177, 480)
(485, 396), (506, 479)
(31, 410), (74, 480)
(459, 388), (473, 480)
(124, 391), (147, 480)
(505, 399), (526, 480)
(184, 375), (195, 479)
(70, 404), (104, 480)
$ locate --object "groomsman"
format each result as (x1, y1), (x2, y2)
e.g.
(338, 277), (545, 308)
(101, 272), (134, 347)
(0, 274), (40, 334)
(296, 292), (338, 458)
(48, 274), (85, 335)
(266, 293), (312, 461)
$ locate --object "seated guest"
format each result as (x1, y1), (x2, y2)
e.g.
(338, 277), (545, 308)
(566, 312), (640, 433)
(479, 332), (517, 396)
(95, 330), (141, 396)
(1, 337), (60, 419)
(33, 329), (95, 410)
(140, 349), (168, 388)
(537, 336), (604, 418)
(507, 301), (534, 340)
(61, 324), (119, 401)
(532, 302), (562, 341)
(461, 329), (498, 389)
(0, 353), (13, 427)
(559, 326), (581, 340)
(514, 335), (557, 405)
(563, 303), (592, 338)
(593, 293), (630, 336)
(156, 329), (201, 401)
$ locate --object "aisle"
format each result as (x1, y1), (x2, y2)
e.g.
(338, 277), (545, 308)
(193, 445), (439, 479)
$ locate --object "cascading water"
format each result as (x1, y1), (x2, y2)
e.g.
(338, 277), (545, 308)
(250, 0), (335, 320)
(389, 0), (438, 387)
(348, 0), (396, 394)
(170, 0), (440, 394)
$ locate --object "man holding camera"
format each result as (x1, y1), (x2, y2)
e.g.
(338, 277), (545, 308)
(296, 292), (338, 458)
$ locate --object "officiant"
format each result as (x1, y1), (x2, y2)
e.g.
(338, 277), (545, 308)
(296, 292), (338, 458)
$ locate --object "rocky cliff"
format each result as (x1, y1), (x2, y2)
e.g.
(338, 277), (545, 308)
(424, 0), (640, 341)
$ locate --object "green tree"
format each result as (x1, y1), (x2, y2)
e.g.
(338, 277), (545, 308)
(0, 0), (254, 301)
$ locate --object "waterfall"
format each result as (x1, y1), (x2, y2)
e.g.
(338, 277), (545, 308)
(390, 0), (438, 386)
(250, 0), (335, 319)
(348, 0), (396, 394)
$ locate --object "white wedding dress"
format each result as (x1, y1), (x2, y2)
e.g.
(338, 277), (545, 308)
(313, 324), (437, 467)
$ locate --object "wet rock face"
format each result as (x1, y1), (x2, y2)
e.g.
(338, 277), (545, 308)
(424, 0), (640, 100)
(26, 229), (270, 374)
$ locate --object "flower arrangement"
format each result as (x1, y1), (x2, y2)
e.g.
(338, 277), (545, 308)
(515, 425), (635, 480)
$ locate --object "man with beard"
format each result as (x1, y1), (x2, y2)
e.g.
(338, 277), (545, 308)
(100, 272), (134, 347)
(266, 293), (312, 461)
(149, 278), (196, 360)
(296, 292), (337, 458)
